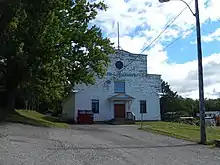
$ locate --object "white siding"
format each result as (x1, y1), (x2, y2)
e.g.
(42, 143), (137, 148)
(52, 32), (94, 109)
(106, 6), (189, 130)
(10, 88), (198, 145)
(64, 49), (162, 121)
(75, 88), (113, 121)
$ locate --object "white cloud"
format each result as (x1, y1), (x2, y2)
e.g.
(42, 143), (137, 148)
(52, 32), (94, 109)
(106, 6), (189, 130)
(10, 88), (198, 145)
(202, 28), (220, 42)
(92, 0), (220, 99)
(110, 36), (147, 53)
(148, 48), (220, 99)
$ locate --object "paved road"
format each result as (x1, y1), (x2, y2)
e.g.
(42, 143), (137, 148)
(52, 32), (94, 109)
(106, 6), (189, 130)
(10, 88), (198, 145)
(0, 123), (220, 165)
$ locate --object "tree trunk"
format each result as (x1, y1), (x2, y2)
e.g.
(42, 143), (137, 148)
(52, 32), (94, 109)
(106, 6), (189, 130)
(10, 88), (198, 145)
(0, 89), (16, 122)
(0, 108), (7, 122)
(6, 89), (16, 112)
(25, 100), (27, 110)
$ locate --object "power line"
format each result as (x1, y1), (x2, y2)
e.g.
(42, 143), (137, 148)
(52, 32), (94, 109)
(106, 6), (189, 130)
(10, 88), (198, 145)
(140, 0), (193, 54)
(159, 25), (196, 52)
(81, 0), (194, 89)
(161, 16), (220, 53)
(117, 0), (193, 74)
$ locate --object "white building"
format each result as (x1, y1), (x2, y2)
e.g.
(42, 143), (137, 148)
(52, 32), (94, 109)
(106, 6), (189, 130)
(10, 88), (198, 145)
(62, 49), (162, 122)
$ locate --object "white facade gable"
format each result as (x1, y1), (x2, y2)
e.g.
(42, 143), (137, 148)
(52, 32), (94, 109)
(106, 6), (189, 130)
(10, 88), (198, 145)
(62, 49), (162, 122)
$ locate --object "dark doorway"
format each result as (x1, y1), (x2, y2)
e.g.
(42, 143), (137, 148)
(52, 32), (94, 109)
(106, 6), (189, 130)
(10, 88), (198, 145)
(114, 104), (125, 119)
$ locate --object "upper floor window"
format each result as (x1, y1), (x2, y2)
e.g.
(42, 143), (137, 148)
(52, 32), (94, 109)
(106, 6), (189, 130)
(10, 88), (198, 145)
(91, 99), (99, 114)
(115, 61), (124, 70)
(140, 100), (147, 113)
(114, 81), (125, 93)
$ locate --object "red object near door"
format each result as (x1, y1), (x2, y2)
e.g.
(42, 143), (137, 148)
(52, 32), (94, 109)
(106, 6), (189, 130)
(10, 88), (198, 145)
(114, 104), (125, 119)
(77, 110), (94, 124)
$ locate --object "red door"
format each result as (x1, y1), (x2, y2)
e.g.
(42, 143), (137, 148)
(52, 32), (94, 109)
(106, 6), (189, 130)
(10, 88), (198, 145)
(114, 104), (125, 119)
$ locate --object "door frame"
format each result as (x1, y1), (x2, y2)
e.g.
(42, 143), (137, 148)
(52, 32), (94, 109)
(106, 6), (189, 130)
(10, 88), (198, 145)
(114, 103), (126, 119)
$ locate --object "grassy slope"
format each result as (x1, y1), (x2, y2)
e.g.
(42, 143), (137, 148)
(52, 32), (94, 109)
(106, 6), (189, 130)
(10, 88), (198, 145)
(137, 121), (220, 144)
(6, 110), (69, 128)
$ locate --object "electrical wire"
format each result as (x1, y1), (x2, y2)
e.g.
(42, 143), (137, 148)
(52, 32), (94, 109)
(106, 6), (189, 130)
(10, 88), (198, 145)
(140, 1), (193, 54)
(159, 25), (196, 52)
(118, 0), (194, 73)
(82, 0), (194, 88)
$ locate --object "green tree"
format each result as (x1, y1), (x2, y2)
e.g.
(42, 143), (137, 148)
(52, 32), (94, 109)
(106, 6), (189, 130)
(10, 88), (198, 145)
(205, 99), (220, 111)
(160, 81), (178, 118)
(178, 97), (197, 116)
(160, 81), (220, 121)
(160, 81), (192, 120)
(0, 0), (114, 120)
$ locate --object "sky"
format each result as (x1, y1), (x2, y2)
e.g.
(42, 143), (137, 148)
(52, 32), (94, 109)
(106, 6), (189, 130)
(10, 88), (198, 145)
(91, 0), (220, 99)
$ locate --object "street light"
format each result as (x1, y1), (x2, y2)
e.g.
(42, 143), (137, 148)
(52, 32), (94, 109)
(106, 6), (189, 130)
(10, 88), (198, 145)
(159, 0), (206, 144)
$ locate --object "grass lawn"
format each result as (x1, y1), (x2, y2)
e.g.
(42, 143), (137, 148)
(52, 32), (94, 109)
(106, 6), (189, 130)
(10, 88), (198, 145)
(136, 121), (220, 145)
(6, 110), (69, 128)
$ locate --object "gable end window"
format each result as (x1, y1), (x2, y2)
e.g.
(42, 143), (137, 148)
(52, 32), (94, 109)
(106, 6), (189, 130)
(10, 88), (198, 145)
(91, 100), (99, 114)
(140, 100), (147, 113)
(114, 81), (125, 93)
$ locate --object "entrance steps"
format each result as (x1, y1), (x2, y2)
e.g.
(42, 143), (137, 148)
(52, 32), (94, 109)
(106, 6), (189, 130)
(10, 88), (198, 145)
(108, 118), (135, 125)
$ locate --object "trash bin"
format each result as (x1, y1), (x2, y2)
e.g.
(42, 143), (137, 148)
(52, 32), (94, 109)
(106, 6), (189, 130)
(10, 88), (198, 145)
(77, 110), (94, 124)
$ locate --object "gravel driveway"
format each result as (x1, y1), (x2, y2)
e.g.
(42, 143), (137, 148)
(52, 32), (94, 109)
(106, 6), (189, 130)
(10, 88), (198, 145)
(0, 123), (220, 165)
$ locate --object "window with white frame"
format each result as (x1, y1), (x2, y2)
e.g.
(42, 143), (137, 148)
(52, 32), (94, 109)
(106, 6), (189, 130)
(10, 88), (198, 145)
(114, 81), (125, 93)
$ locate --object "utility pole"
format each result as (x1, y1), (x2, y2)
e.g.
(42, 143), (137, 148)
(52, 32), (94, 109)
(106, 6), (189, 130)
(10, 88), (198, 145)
(195, 0), (206, 144)
(159, 0), (206, 144)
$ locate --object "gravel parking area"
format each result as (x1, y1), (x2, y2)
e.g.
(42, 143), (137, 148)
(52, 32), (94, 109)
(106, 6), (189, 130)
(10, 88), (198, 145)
(0, 123), (220, 165)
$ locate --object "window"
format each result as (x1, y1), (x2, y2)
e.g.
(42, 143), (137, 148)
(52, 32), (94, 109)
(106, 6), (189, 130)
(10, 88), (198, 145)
(140, 100), (147, 113)
(91, 100), (99, 114)
(114, 81), (125, 93)
(115, 61), (124, 69)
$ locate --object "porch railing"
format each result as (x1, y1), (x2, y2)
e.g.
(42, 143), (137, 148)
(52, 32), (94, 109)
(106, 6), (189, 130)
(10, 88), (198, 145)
(126, 112), (135, 121)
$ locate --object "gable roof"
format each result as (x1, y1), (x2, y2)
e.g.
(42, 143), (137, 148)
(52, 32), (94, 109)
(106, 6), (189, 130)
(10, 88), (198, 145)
(108, 93), (135, 101)
(114, 49), (148, 56)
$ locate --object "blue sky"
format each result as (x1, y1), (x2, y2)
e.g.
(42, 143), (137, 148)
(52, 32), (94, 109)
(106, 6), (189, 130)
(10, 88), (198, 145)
(165, 20), (220, 64)
(93, 0), (220, 99)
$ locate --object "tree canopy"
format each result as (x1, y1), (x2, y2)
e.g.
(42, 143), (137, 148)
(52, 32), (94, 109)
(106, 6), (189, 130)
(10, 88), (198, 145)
(160, 80), (220, 120)
(0, 0), (114, 119)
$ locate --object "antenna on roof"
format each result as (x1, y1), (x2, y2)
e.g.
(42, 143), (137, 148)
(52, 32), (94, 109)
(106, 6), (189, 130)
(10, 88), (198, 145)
(117, 21), (120, 50)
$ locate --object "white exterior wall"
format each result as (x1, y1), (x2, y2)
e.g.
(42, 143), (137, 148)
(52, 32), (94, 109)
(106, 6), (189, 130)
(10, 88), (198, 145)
(74, 84), (113, 121)
(71, 49), (161, 121)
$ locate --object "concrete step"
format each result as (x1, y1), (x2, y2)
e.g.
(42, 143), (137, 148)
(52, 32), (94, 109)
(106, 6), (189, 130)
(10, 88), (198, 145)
(110, 119), (135, 125)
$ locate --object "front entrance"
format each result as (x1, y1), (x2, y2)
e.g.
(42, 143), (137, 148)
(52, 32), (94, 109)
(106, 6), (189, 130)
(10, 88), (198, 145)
(114, 104), (125, 119)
